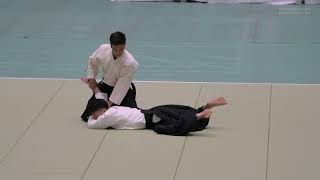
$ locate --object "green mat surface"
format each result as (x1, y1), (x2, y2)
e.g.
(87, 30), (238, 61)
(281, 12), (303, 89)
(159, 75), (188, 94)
(0, 0), (319, 83)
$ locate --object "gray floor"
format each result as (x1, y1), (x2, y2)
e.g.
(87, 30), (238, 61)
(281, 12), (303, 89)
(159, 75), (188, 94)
(0, 78), (320, 180)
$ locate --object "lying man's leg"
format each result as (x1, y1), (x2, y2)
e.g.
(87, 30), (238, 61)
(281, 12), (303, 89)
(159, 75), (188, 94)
(202, 97), (227, 110)
(192, 97), (227, 131)
(196, 109), (212, 120)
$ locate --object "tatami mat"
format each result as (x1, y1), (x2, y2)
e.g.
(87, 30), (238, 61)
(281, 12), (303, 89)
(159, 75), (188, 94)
(0, 79), (63, 162)
(82, 130), (186, 180)
(267, 84), (320, 180)
(0, 80), (106, 180)
(175, 84), (271, 180)
(0, 79), (319, 180)
(134, 81), (202, 108)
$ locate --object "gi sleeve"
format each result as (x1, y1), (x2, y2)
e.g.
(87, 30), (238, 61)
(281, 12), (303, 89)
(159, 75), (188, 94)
(87, 47), (102, 79)
(87, 109), (117, 129)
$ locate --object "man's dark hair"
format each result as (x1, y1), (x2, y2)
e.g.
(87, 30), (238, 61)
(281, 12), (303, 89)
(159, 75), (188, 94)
(86, 99), (108, 116)
(109, 31), (126, 45)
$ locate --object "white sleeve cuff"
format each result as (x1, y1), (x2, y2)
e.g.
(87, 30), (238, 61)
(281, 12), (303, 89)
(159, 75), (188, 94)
(95, 93), (108, 101)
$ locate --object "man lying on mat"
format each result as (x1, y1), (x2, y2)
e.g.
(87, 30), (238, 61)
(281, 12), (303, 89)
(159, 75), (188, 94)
(81, 78), (227, 136)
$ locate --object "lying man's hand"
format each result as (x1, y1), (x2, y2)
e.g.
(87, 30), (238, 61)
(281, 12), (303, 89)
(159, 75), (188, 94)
(107, 101), (113, 108)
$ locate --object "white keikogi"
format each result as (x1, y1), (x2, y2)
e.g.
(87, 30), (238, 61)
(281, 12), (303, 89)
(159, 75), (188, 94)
(87, 44), (139, 105)
(87, 93), (146, 129)
(87, 106), (146, 129)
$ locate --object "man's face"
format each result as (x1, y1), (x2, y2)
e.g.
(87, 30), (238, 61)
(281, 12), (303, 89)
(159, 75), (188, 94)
(111, 44), (125, 58)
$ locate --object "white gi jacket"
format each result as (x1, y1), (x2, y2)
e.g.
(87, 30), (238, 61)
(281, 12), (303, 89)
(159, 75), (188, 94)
(87, 44), (139, 105)
(87, 93), (146, 129)
(87, 106), (146, 129)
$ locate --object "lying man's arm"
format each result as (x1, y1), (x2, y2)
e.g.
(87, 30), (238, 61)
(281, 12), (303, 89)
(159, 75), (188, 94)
(87, 108), (117, 129)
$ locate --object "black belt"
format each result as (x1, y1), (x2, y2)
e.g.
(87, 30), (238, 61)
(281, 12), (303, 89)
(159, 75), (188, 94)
(98, 81), (136, 94)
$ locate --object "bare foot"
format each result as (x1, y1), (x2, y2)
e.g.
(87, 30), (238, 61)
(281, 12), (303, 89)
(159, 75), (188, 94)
(196, 109), (212, 120)
(205, 97), (227, 109)
(80, 77), (89, 84)
(202, 109), (212, 119)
